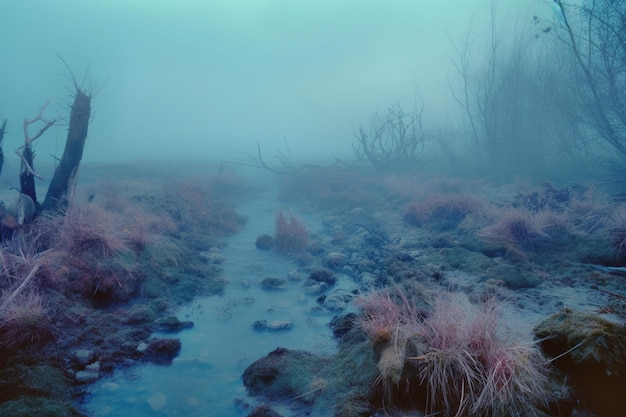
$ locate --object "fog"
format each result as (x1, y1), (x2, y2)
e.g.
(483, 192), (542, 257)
(2, 0), (546, 165)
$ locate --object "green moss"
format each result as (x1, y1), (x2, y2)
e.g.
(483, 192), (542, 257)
(242, 348), (330, 402)
(534, 308), (626, 373)
(0, 364), (71, 400)
(0, 364), (80, 417)
(0, 396), (80, 417)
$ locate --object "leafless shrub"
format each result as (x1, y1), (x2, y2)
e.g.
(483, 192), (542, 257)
(353, 103), (427, 172)
(274, 209), (308, 254)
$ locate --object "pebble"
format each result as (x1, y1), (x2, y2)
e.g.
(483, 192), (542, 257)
(147, 392), (167, 411)
(85, 361), (101, 373)
(101, 382), (120, 391)
(323, 294), (347, 311)
(75, 370), (99, 384)
(252, 320), (293, 331)
(303, 281), (328, 294)
(74, 349), (93, 367)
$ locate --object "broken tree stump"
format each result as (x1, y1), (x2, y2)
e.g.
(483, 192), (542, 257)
(41, 88), (91, 214)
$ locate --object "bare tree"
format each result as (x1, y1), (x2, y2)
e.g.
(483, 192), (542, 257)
(546, 0), (626, 170)
(0, 118), (6, 176)
(0, 69), (93, 240)
(352, 102), (427, 172)
(18, 101), (57, 219)
(41, 85), (91, 213)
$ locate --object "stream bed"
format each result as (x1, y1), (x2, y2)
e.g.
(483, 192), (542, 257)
(85, 187), (353, 416)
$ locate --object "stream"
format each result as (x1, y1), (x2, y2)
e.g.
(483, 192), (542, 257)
(85, 185), (354, 416)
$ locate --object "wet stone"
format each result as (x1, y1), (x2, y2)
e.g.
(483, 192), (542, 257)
(302, 280), (328, 294)
(252, 320), (293, 331)
(157, 316), (194, 332)
(308, 267), (337, 285)
(255, 234), (274, 250)
(73, 349), (94, 367)
(75, 370), (99, 384)
(260, 277), (287, 290)
(147, 392), (167, 411)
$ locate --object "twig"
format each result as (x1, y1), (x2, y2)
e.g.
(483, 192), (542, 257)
(355, 223), (389, 243)
(598, 288), (626, 301)
(546, 340), (585, 364)
(18, 101), (57, 181)
(23, 101), (57, 145)
(0, 261), (41, 311)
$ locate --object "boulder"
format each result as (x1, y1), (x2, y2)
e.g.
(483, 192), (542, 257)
(142, 338), (181, 364)
(255, 234), (274, 250)
(308, 267), (337, 286)
(242, 348), (326, 401)
(260, 277), (287, 290)
(534, 308), (626, 414)
(246, 403), (284, 417)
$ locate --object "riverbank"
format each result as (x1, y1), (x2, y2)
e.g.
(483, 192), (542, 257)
(1, 163), (625, 417)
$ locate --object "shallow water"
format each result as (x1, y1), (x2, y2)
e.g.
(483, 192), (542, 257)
(85, 187), (353, 417)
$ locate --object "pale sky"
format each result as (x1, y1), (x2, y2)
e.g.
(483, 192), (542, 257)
(1, 0), (548, 165)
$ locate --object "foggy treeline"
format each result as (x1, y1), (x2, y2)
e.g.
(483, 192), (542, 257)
(3, 1), (626, 185)
(354, 0), (626, 183)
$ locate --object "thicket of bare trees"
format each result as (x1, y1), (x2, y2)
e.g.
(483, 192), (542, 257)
(549, 0), (626, 174)
(445, 0), (626, 180)
(448, 5), (552, 178)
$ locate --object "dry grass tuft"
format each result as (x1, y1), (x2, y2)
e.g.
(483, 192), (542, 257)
(274, 209), (309, 254)
(417, 292), (551, 417)
(0, 291), (54, 352)
(356, 289), (551, 416)
(477, 208), (548, 250)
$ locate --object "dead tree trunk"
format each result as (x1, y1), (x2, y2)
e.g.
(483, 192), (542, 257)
(18, 101), (56, 223)
(0, 119), (6, 176)
(41, 89), (91, 214)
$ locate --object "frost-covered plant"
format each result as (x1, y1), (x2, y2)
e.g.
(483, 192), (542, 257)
(477, 208), (548, 250)
(416, 292), (551, 417)
(403, 194), (481, 229)
(355, 289), (551, 416)
(274, 209), (308, 253)
(606, 204), (626, 256)
(0, 291), (53, 352)
(355, 288), (418, 344)
(355, 288), (420, 403)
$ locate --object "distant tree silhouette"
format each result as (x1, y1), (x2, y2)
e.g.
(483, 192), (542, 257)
(353, 102), (427, 172)
(0, 118), (6, 176)
(546, 0), (626, 171)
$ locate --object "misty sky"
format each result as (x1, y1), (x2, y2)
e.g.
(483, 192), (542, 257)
(1, 0), (549, 165)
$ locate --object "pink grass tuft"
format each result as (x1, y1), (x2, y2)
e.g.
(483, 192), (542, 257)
(355, 289), (551, 416)
(417, 292), (551, 416)
(477, 208), (548, 249)
(54, 202), (131, 258)
(354, 288), (419, 341)
(403, 194), (481, 228)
